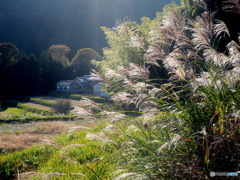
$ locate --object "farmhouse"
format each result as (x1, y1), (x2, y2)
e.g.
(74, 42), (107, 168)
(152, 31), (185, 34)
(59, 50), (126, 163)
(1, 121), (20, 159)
(56, 75), (109, 97)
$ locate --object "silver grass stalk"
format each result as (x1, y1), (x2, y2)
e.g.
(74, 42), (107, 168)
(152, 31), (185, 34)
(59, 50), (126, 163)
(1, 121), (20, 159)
(226, 41), (240, 66)
(133, 93), (149, 109)
(222, 0), (240, 14)
(129, 34), (146, 50)
(128, 63), (150, 81)
(144, 46), (163, 67)
(104, 69), (124, 79)
(191, 72), (213, 91)
(125, 125), (141, 135)
(213, 20), (230, 38)
(163, 54), (186, 80)
(133, 82), (151, 94)
(203, 47), (230, 67)
(112, 92), (135, 106)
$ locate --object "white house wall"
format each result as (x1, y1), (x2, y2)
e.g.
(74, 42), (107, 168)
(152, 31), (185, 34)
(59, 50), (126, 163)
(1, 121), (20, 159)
(93, 84), (104, 94)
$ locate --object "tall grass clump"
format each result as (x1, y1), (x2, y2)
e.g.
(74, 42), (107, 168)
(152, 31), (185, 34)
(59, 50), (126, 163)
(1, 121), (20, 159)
(93, 0), (240, 178)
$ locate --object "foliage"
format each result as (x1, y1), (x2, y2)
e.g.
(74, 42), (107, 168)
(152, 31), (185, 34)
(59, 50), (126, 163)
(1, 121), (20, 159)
(71, 48), (101, 77)
(0, 43), (102, 98)
(0, 43), (67, 97)
(53, 99), (72, 115)
(91, 0), (240, 178)
(48, 45), (70, 67)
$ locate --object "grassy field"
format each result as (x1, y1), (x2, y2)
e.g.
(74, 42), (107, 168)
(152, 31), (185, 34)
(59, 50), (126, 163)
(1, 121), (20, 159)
(0, 94), (112, 179)
(0, 94), (109, 151)
(0, 95), (109, 124)
(0, 109), (179, 179)
(0, 94), (124, 179)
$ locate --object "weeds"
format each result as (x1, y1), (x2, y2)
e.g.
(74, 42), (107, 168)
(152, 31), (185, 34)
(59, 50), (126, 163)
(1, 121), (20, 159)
(0, 133), (41, 151)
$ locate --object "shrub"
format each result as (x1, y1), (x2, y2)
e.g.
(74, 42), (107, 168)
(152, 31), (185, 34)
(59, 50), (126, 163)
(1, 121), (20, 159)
(53, 99), (72, 115)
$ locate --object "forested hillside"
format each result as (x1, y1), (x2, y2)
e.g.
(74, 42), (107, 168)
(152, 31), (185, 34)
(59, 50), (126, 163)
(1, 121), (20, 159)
(0, 43), (101, 97)
(0, 0), (179, 56)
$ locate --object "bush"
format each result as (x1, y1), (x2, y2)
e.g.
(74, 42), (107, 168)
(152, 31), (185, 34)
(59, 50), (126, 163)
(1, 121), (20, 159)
(53, 99), (72, 115)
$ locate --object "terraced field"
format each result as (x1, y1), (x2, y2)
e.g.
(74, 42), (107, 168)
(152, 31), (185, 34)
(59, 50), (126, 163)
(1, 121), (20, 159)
(0, 94), (109, 125)
(21, 102), (53, 111)
(32, 96), (94, 107)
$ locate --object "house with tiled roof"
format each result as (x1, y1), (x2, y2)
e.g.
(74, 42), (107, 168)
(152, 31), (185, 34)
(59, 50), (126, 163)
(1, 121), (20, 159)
(56, 75), (109, 98)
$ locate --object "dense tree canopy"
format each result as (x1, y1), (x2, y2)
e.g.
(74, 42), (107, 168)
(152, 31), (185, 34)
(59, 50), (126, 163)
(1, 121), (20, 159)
(71, 48), (101, 77)
(48, 45), (70, 67)
(0, 43), (65, 97)
(0, 43), (102, 97)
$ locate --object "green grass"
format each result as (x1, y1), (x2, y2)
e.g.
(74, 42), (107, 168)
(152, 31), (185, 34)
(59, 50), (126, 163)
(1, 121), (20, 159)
(0, 126), (117, 179)
(0, 115), (77, 124)
(3, 101), (52, 115)
(48, 92), (109, 103)
(0, 145), (58, 179)
(0, 112), (184, 179)
(1, 107), (37, 118)
(29, 98), (55, 107)
(13, 97), (56, 107)
(0, 104), (77, 124)
(16, 103), (52, 114)
(2, 74), (239, 179)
